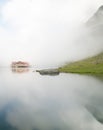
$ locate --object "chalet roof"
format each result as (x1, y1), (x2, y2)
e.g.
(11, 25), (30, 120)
(12, 61), (29, 64)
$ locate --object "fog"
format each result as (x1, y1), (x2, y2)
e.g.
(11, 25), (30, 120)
(0, 70), (103, 130)
(0, 0), (103, 68)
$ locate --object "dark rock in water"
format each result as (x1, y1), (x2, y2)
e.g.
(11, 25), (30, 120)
(36, 69), (60, 76)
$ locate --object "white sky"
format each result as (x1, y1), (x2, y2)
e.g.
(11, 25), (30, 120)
(0, 0), (103, 67)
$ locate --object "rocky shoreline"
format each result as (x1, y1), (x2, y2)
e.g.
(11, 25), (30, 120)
(36, 69), (60, 76)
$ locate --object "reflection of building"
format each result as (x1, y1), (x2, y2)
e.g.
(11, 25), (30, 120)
(12, 68), (29, 73)
(11, 61), (30, 68)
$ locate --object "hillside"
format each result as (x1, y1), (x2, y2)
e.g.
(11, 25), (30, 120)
(59, 6), (103, 75)
(86, 5), (103, 27)
(59, 53), (103, 74)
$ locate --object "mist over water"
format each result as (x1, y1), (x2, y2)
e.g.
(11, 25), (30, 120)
(0, 0), (103, 67)
(0, 68), (103, 130)
(0, 1), (103, 130)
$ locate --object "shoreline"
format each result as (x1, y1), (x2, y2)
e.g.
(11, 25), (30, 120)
(58, 52), (103, 75)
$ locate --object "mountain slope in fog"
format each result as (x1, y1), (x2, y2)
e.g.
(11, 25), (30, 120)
(87, 5), (103, 27)
(86, 5), (103, 37)
(59, 6), (103, 74)
(59, 52), (103, 74)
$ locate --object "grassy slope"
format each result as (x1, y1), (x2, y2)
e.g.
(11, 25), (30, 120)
(59, 53), (103, 74)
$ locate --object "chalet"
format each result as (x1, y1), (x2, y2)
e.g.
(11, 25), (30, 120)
(11, 61), (30, 68)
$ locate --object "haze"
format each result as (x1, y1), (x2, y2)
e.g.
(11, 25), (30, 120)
(0, 0), (103, 68)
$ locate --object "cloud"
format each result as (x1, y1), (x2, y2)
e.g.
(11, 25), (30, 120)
(0, 0), (103, 67)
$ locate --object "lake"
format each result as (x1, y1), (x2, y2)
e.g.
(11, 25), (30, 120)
(0, 68), (103, 130)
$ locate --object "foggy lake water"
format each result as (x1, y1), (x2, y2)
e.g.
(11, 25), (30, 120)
(0, 68), (103, 130)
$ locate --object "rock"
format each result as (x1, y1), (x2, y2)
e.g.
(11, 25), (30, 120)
(36, 69), (60, 76)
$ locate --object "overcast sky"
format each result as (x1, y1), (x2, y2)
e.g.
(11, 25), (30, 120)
(0, 0), (103, 67)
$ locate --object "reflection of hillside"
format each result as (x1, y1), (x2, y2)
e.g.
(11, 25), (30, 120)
(12, 68), (29, 73)
(91, 74), (103, 82)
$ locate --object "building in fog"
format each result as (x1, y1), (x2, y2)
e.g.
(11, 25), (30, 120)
(11, 61), (30, 68)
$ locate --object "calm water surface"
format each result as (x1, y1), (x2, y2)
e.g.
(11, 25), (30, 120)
(0, 68), (103, 130)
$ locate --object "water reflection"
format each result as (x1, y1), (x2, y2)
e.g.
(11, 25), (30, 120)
(0, 69), (103, 130)
(0, 103), (17, 130)
(92, 74), (103, 82)
(12, 68), (29, 73)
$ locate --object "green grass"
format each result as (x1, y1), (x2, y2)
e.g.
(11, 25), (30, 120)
(59, 52), (103, 74)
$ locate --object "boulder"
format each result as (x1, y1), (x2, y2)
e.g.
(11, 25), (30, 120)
(36, 69), (60, 76)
